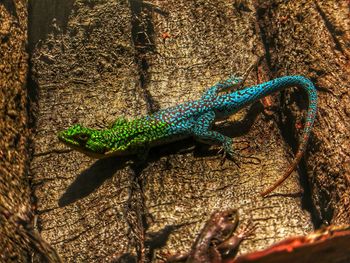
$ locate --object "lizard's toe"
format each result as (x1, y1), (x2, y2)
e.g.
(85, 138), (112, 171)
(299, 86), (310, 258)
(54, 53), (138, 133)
(218, 141), (241, 167)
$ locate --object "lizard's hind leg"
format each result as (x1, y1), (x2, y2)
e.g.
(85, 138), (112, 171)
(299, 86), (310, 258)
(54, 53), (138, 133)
(191, 111), (236, 160)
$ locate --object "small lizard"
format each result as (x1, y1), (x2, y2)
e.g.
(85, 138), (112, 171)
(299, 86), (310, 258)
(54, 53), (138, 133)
(58, 75), (317, 196)
(165, 209), (255, 263)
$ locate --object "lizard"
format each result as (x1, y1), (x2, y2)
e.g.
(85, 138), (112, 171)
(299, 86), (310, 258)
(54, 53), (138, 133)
(58, 75), (318, 196)
(165, 209), (255, 263)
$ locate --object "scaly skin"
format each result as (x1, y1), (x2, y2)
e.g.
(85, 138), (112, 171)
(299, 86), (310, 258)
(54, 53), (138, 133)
(165, 209), (255, 263)
(58, 75), (318, 196)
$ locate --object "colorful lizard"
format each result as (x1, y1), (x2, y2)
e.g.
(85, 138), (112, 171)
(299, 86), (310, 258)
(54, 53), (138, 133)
(58, 75), (317, 196)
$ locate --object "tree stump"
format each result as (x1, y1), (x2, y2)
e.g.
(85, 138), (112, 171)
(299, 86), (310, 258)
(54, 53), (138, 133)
(1, 0), (349, 262)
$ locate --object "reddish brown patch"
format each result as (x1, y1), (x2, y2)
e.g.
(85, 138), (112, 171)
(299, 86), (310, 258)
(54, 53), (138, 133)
(230, 225), (350, 263)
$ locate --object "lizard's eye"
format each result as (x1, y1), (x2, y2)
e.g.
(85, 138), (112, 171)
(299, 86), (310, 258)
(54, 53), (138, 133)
(227, 213), (235, 220)
(226, 212), (238, 223)
(74, 133), (89, 142)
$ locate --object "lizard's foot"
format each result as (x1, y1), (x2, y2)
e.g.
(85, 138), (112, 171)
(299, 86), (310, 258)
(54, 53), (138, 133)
(220, 76), (244, 92)
(236, 219), (257, 240)
(215, 218), (257, 260)
(218, 140), (241, 166)
(223, 139), (261, 166)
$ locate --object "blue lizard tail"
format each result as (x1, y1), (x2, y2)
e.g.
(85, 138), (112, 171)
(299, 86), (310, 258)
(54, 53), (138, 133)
(218, 76), (317, 196)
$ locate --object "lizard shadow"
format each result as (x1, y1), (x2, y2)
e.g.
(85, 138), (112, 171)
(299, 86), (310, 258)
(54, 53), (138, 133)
(58, 138), (195, 207)
(111, 223), (188, 262)
(216, 102), (264, 138)
(59, 103), (263, 207)
(194, 102), (264, 157)
(58, 156), (130, 207)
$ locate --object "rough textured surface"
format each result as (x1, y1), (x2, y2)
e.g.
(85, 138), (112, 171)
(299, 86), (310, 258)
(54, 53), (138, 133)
(256, 0), (350, 225)
(1, 1), (62, 262)
(27, 0), (349, 263)
(0, 0), (31, 261)
(30, 1), (141, 262)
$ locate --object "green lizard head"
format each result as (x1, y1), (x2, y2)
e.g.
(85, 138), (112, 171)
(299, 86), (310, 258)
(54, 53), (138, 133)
(58, 124), (112, 158)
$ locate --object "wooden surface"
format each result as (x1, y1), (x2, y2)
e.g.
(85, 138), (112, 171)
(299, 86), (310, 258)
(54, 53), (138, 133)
(0, 0), (347, 262)
(255, 0), (350, 225)
(0, 0), (31, 261)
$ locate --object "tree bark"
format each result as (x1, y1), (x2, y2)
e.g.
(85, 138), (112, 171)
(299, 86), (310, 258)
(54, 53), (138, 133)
(5, 0), (344, 262)
(255, 0), (350, 225)
(0, 0), (31, 261)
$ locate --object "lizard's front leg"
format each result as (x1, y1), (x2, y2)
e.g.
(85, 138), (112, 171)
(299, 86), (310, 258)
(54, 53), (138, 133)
(191, 111), (235, 159)
(202, 59), (259, 100)
(110, 117), (128, 129)
(202, 76), (242, 100)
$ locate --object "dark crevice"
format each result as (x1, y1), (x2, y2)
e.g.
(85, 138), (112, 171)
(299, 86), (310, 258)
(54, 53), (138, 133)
(1, 0), (18, 21)
(27, 0), (42, 239)
(254, 2), (274, 72)
(25, 10), (42, 260)
(128, 2), (161, 261)
(314, 1), (345, 55)
(254, 1), (321, 227)
(26, 62), (39, 235)
(26, 2), (63, 260)
(278, 91), (322, 228)
(28, 0), (74, 53)
(123, 163), (152, 263)
(129, 0), (160, 114)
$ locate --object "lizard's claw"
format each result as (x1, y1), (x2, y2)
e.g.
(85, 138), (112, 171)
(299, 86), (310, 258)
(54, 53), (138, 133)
(218, 141), (241, 167)
(218, 148), (227, 166)
(237, 219), (258, 240)
(220, 139), (261, 166)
